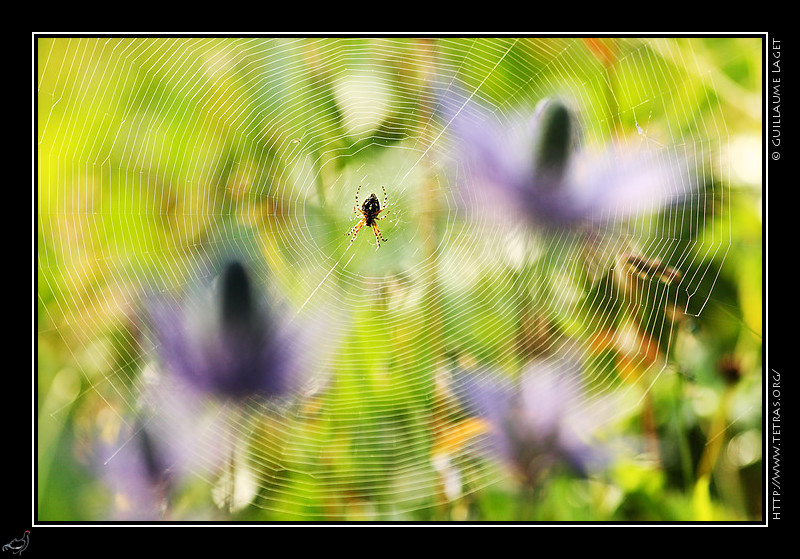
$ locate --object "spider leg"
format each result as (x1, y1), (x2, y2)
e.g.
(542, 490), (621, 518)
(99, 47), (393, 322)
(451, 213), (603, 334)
(372, 224), (387, 248)
(346, 218), (362, 236)
(348, 218), (366, 243)
(354, 184), (361, 213)
(377, 185), (389, 216)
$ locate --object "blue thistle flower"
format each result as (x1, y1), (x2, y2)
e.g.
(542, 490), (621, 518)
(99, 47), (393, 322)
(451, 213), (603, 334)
(454, 356), (607, 485)
(443, 94), (695, 231)
(147, 260), (313, 401)
(99, 421), (177, 520)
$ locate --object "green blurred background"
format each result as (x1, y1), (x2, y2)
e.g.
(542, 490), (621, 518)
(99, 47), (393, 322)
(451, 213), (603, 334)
(36, 36), (763, 522)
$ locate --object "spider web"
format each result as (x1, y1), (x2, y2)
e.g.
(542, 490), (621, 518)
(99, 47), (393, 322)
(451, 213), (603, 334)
(37, 35), (748, 520)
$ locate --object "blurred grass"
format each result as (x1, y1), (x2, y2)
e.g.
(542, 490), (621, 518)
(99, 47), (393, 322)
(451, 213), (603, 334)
(36, 36), (762, 522)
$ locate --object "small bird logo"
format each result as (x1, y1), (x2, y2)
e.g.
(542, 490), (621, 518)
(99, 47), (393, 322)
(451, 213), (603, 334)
(2, 531), (29, 555)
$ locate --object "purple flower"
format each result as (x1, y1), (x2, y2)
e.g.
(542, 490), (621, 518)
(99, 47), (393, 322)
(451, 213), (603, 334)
(111, 259), (326, 518)
(98, 394), (236, 520)
(454, 356), (607, 485)
(146, 259), (314, 401)
(443, 94), (695, 230)
(98, 421), (176, 520)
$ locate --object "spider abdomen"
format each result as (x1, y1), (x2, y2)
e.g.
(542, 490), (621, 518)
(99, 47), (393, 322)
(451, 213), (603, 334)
(362, 194), (382, 226)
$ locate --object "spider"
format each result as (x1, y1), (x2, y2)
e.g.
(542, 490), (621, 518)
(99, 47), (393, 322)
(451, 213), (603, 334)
(346, 184), (390, 248)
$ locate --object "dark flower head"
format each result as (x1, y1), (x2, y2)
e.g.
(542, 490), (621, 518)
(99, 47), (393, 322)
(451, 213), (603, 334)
(531, 98), (580, 183)
(454, 356), (607, 485)
(147, 259), (313, 401)
(717, 354), (743, 385)
(442, 93), (696, 231)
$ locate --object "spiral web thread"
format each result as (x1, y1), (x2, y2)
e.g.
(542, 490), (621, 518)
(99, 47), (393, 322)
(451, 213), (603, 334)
(37, 36), (734, 519)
